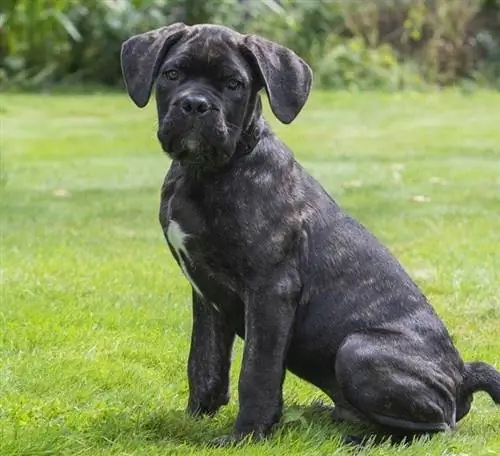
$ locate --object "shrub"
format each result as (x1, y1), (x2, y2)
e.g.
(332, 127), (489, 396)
(0, 1), (173, 87)
(0, 0), (499, 90)
(314, 37), (425, 91)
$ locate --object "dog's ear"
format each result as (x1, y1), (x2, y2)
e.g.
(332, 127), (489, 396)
(242, 35), (312, 124)
(120, 23), (187, 108)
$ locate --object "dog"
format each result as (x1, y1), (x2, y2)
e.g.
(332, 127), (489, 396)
(120, 23), (500, 445)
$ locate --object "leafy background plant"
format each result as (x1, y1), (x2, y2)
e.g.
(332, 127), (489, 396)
(0, 0), (499, 90)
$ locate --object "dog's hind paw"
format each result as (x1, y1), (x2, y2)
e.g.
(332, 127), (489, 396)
(343, 434), (369, 447)
(331, 405), (368, 424)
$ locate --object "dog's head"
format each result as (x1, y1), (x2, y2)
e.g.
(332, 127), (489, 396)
(120, 23), (312, 170)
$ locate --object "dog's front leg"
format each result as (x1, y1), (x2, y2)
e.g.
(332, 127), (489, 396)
(233, 283), (296, 440)
(187, 290), (235, 417)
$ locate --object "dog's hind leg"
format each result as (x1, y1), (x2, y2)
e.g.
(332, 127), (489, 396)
(334, 331), (459, 436)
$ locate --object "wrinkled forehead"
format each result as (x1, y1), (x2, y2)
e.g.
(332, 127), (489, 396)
(162, 25), (249, 74)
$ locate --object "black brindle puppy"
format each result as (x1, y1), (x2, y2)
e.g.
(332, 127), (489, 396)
(120, 23), (500, 444)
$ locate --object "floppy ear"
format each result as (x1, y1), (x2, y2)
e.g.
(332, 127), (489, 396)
(120, 23), (187, 108)
(242, 35), (313, 124)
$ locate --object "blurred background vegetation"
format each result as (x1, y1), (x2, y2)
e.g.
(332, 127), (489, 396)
(1, 0), (500, 91)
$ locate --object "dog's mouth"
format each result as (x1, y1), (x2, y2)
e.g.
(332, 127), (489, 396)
(158, 113), (237, 168)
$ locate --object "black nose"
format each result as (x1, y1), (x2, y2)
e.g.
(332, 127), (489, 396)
(180, 95), (210, 116)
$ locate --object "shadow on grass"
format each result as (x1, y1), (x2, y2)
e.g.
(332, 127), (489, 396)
(83, 407), (216, 448)
(83, 401), (368, 449)
(83, 400), (438, 451)
(139, 408), (228, 446)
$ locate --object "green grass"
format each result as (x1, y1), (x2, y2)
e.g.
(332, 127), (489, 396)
(1, 89), (499, 456)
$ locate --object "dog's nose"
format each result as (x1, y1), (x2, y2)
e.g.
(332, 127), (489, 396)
(180, 95), (210, 116)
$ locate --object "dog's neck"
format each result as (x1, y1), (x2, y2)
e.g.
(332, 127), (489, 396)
(233, 95), (269, 157)
(234, 116), (267, 158)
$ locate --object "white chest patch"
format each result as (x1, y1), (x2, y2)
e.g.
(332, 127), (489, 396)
(166, 220), (204, 298)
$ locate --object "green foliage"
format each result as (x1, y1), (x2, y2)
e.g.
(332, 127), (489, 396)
(472, 1), (500, 86)
(1, 0), (500, 90)
(1, 1), (172, 87)
(242, 1), (426, 90)
(313, 37), (425, 91)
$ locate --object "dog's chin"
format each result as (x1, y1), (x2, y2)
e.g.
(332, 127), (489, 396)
(159, 134), (236, 170)
(158, 119), (238, 170)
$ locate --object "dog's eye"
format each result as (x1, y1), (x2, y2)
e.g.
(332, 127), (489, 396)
(164, 69), (179, 81)
(226, 78), (242, 90)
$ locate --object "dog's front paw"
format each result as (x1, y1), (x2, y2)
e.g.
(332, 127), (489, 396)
(186, 402), (214, 418)
(187, 392), (229, 418)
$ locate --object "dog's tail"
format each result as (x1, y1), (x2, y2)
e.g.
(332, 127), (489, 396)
(463, 361), (500, 403)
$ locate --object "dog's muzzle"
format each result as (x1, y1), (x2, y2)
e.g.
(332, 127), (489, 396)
(158, 93), (231, 166)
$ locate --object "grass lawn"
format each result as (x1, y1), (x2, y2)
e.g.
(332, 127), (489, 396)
(0, 89), (499, 456)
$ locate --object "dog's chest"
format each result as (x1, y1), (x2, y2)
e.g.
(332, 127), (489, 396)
(162, 188), (241, 309)
(160, 164), (293, 311)
(165, 220), (204, 298)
